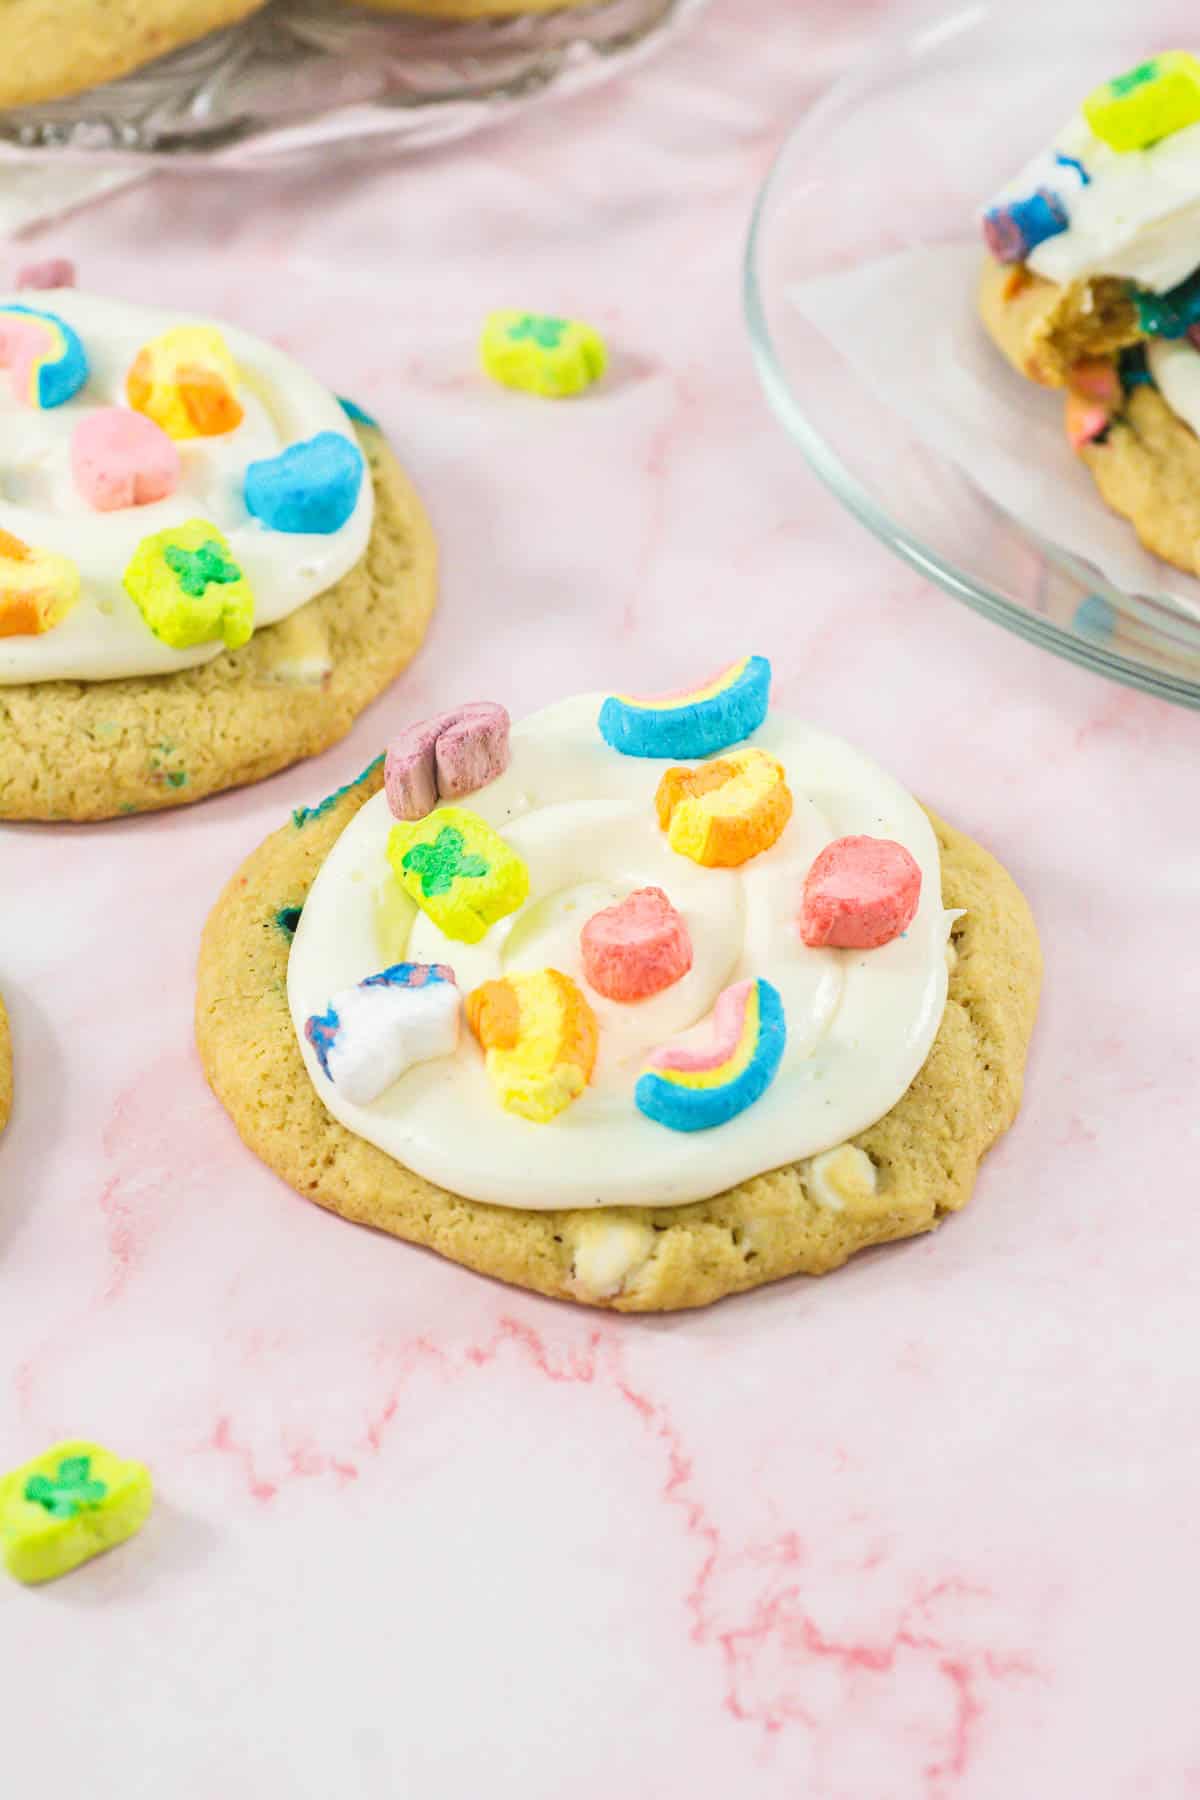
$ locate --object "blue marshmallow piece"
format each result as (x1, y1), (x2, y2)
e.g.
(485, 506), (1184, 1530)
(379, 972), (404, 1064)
(244, 431), (365, 535)
(598, 654), (772, 761)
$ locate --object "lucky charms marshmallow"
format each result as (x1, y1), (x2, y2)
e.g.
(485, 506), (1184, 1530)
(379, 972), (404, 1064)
(0, 290), (436, 821)
(977, 50), (1200, 578)
(197, 655), (1042, 1313)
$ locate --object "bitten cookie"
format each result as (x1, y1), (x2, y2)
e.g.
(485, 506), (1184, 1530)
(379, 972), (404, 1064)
(0, 997), (11, 1136)
(976, 50), (1200, 579)
(0, 292), (436, 822)
(196, 679), (1040, 1314)
(0, 0), (269, 108)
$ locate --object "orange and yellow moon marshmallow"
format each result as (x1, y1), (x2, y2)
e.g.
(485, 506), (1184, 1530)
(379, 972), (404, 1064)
(655, 747), (792, 869)
(0, 529), (80, 637)
(126, 324), (243, 440)
(467, 969), (598, 1124)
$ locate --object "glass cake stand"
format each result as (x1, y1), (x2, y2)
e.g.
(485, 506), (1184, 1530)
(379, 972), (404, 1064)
(0, 0), (704, 165)
(744, 0), (1200, 710)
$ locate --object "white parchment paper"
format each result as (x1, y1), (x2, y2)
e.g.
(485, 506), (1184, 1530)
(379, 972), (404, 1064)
(791, 242), (1200, 622)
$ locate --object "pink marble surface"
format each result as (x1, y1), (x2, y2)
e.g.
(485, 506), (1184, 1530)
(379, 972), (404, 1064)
(3, 3), (1199, 1793)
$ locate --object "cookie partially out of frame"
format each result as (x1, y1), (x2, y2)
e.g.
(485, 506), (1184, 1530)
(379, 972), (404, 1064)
(1078, 383), (1200, 577)
(0, 424), (436, 823)
(195, 763), (1041, 1313)
(0, 0), (269, 108)
(0, 997), (10, 1136)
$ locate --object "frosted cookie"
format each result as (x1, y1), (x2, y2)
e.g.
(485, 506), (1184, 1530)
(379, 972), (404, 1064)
(0, 995), (10, 1137)
(0, 0), (269, 107)
(196, 667), (1041, 1313)
(977, 51), (1200, 576)
(0, 291), (436, 822)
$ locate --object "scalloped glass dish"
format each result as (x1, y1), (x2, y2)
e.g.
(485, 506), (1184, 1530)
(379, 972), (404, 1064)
(745, 0), (1200, 709)
(0, 0), (704, 166)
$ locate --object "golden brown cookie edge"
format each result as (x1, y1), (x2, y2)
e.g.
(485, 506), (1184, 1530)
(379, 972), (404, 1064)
(0, 0), (271, 108)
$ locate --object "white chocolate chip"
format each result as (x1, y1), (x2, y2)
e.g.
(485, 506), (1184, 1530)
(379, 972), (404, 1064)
(569, 1219), (655, 1300)
(260, 607), (332, 685)
(805, 1144), (877, 1213)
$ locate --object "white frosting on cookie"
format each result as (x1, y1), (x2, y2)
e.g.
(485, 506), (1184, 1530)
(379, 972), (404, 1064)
(1146, 336), (1200, 428)
(286, 696), (953, 1212)
(0, 291), (372, 684)
(1019, 112), (1200, 294)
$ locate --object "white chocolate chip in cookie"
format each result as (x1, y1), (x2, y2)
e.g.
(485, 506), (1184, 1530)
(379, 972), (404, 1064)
(260, 606), (333, 686)
(569, 1218), (655, 1301)
(805, 1144), (878, 1214)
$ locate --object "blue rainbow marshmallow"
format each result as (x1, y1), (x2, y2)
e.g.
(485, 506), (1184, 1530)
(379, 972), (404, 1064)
(635, 977), (786, 1133)
(305, 962), (460, 1106)
(244, 431), (365, 535)
(598, 655), (771, 760)
(0, 304), (88, 409)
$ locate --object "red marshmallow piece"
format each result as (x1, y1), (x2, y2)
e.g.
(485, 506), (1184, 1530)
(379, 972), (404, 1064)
(70, 407), (180, 512)
(581, 886), (693, 1003)
(799, 836), (922, 951)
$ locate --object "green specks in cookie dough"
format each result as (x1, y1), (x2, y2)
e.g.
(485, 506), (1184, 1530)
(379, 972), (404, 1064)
(123, 518), (254, 652)
(148, 740), (188, 791)
(274, 905), (303, 939)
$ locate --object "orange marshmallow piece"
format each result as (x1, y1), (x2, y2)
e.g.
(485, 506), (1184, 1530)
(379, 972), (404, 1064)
(126, 325), (243, 441)
(0, 528), (80, 637)
(467, 969), (597, 1124)
(655, 747), (792, 869)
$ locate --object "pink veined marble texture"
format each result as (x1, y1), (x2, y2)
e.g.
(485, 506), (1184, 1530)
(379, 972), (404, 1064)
(2, 3), (1200, 1795)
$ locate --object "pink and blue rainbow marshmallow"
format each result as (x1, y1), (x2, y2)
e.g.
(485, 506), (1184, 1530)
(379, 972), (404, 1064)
(0, 304), (88, 409)
(599, 654), (771, 760)
(635, 976), (786, 1133)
